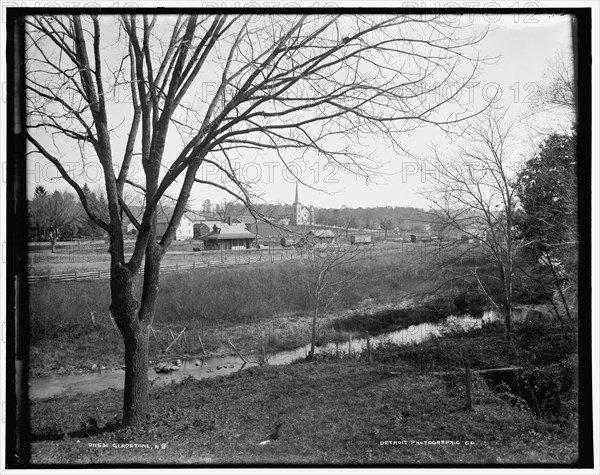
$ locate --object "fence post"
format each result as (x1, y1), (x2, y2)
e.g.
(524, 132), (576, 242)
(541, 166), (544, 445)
(74, 271), (77, 281)
(464, 359), (473, 411)
(366, 332), (373, 364)
(348, 333), (352, 355)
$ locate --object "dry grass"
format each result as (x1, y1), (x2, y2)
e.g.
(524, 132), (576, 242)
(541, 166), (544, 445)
(29, 252), (428, 375)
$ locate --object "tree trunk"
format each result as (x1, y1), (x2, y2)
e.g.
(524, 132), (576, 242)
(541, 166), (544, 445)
(499, 264), (512, 340)
(122, 324), (150, 426)
(309, 303), (318, 357)
(109, 258), (157, 427)
(503, 287), (512, 341)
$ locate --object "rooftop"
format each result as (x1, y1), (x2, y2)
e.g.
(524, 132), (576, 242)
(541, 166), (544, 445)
(200, 223), (255, 241)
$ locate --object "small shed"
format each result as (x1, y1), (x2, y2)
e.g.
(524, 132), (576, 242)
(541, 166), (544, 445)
(200, 223), (255, 250)
(308, 229), (336, 244)
(410, 233), (432, 243)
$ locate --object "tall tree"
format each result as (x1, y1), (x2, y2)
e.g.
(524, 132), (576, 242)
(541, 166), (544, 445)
(29, 186), (49, 240)
(24, 13), (487, 425)
(303, 239), (364, 359)
(37, 190), (80, 251)
(516, 131), (577, 321)
(535, 51), (575, 113)
(424, 109), (521, 339)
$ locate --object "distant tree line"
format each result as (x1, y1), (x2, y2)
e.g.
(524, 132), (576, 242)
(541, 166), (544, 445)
(199, 199), (433, 236)
(315, 206), (431, 234)
(28, 184), (109, 250)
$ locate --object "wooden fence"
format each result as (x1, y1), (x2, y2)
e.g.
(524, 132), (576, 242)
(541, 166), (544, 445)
(27, 242), (484, 284)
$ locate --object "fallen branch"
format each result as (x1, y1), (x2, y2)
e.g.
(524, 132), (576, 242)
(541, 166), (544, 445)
(432, 367), (523, 376)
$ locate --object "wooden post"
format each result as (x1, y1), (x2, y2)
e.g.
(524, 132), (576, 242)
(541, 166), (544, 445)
(197, 335), (206, 355)
(228, 341), (248, 364)
(165, 327), (187, 353)
(108, 313), (120, 336)
(74, 271), (77, 281)
(366, 332), (373, 364)
(348, 334), (352, 355)
(464, 359), (473, 411)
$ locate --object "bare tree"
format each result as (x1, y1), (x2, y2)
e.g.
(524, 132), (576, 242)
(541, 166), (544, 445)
(379, 216), (394, 240)
(202, 198), (212, 215)
(423, 109), (521, 340)
(336, 207), (357, 239)
(534, 50), (575, 114)
(24, 13), (487, 426)
(303, 238), (365, 359)
(214, 199), (239, 222)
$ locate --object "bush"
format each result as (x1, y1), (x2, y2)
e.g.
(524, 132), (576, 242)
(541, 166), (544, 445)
(330, 308), (444, 333)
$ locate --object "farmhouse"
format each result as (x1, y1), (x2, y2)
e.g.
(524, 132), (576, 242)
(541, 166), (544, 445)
(200, 223), (256, 250)
(121, 206), (202, 241)
(155, 209), (195, 240)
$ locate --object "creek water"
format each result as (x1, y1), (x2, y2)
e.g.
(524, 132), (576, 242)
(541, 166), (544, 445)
(29, 310), (511, 400)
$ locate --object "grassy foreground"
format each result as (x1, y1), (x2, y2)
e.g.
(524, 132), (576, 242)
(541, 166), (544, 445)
(30, 356), (577, 465)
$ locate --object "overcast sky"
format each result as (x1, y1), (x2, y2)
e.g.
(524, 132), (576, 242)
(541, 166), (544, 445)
(25, 12), (574, 211)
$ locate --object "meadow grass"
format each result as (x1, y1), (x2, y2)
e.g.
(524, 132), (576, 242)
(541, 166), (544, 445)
(29, 252), (429, 374)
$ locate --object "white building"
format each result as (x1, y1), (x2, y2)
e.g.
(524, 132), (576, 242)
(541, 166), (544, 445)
(291, 182), (314, 226)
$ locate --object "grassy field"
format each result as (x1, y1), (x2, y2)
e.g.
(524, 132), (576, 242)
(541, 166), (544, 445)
(29, 251), (434, 376)
(27, 239), (440, 275)
(29, 354), (578, 465)
(27, 247), (580, 466)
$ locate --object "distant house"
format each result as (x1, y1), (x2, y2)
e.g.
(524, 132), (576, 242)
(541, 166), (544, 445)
(308, 229), (336, 244)
(155, 208), (194, 240)
(121, 207), (200, 241)
(200, 223), (256, 250)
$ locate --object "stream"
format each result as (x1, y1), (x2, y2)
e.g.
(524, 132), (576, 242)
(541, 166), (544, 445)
(30, 310), (507, 400)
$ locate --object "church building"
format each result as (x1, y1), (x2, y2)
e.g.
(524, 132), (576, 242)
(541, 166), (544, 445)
(291, 182), (314, 226)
